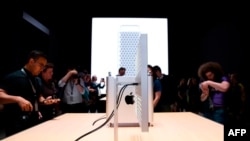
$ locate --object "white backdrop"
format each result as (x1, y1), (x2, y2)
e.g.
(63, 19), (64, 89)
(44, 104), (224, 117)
(91, 18), (168, 94)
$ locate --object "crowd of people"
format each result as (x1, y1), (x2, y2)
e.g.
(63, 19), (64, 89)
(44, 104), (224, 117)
(0, 50), (105, 138)
(147, 62), (247, 126)
(0, 50), (248, 138)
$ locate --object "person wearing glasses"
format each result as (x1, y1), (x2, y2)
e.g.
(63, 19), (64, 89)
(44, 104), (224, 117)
(0, 50), (60, 137)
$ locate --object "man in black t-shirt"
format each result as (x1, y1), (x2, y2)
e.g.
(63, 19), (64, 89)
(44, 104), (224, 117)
(0, 50), (60, 137)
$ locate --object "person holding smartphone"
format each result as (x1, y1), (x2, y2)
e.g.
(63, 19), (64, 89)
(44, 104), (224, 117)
(90, 75), (105, 113)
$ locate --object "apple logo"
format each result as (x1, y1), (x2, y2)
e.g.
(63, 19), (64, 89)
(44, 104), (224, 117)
(125, 92), (134, 105)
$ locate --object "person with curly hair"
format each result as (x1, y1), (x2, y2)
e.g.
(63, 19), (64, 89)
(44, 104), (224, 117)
(198, 61), (230, 124)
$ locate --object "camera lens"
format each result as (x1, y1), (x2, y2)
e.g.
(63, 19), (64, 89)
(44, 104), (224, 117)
(72, 74), (78, 78)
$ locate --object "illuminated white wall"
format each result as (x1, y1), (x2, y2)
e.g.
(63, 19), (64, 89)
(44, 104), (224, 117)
(91, 18), (168, 94)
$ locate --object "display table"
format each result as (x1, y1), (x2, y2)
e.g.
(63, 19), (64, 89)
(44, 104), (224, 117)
(2, 112), (223, 141)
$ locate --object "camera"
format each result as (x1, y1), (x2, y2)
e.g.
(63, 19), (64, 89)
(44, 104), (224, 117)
(71, 66), (86, 79)
(72, 71), (86, 79)
(71, 74), (81, 79)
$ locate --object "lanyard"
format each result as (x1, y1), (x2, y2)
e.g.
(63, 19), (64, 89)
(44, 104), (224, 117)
(70, 80), (75, 95)
(21, 68), (39, 111)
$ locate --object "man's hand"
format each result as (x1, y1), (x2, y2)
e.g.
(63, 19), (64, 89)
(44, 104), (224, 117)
(70, 69), (78, 75)
(16, 96), (33, 111)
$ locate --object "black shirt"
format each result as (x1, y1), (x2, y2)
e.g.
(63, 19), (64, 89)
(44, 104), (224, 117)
(0, 68), (42, 136)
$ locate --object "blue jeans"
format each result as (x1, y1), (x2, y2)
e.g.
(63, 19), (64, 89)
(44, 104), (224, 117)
(203, 108), (224, 124)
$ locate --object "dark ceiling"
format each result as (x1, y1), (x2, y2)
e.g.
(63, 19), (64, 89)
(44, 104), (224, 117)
(2, 1), (249, 79)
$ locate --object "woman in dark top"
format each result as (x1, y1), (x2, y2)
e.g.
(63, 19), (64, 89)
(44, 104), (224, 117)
(39, 62), (60, 121)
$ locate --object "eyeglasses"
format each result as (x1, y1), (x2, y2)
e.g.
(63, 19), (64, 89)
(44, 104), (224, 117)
(35, 62), (46, 69)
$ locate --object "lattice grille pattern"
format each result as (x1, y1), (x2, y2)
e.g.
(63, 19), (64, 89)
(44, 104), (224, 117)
(119, 31), (140, 76)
